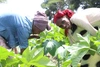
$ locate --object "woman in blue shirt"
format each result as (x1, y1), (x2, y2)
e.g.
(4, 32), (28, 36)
(0, 11), (51, 54)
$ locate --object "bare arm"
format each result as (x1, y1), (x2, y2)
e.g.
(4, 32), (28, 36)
(28, 34), (40, 39)
(20, 48), (26, 54)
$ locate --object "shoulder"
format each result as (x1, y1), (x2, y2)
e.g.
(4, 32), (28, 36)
(70, 13), (85, 23)
(83, 8), (100, 11)
(70, 8), (100, 22)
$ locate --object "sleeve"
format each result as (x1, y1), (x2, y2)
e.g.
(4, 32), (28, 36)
(70, 14), (97, 36)
(17, 27), (30, 49)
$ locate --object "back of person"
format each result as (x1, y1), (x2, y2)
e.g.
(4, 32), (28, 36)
(67, 8), (100, 44)
(74, 8), (100, 26)
(0, 13), (32, 48)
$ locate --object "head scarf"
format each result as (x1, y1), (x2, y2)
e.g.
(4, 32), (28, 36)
(33, 11), (51, 31)
(53, 9), (74, 36)
(53, 9), (74, 23)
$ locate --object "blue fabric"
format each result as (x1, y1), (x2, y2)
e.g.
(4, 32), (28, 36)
(0, 13), (32, 49)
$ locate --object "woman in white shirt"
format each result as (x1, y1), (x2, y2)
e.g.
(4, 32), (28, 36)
(53, 8), (100, 67)
(53, 8), (100, 44)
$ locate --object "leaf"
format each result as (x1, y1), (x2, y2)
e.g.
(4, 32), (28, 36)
(96, 28), (100, 39)
(29, 56), (56, 67)
(17, 56), (28, 64)
(43, 40), (61, 56)
(94, 41), (100, 46)
(97, 45), (100, 55)
(5, 56), (20, 67)
(71, 48), (89, 67)
(62, 59), (71, 67)
(22, 46), (44, 62)
(0, 46), (14, 61)
(64, 34), (91, 67)
(55, 45), (68, 60)
(64, 44), (89, 67)
(37, 56), (56, 67)
(22, 46), (35, 62)
(32, 47), (44, 60)
(77, 33), (90, 46)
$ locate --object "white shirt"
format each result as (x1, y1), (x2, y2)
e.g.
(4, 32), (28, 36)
(68, 8), (100, 44)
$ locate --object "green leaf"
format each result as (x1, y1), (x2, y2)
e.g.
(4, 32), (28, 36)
(55, 45), (68, 60)
(71, 48), (89, 67)
(94, 41), (100, 46)
(32, 47), (44, 60)
(37, 56), (56, 67)
(17, 56), (28, 64)
(22, 46), (44, 62)
(5, 56), (20, 67)
(22, 46), (36, 62)
(77, 33), (90, 46)
(29, 56), (56, 67)
(43, 40), (61, 56)
(0, 46), (14, 61)
(65, 35), (90, 67)
(97, 45), (100, 55)
(62, 59), (71, 67)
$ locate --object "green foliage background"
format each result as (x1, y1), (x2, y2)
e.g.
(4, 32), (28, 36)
(41, 0), (100, 20)
(0, 0), (6, 3)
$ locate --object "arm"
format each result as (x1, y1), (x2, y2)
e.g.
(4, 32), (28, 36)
(20, 48), (26, 54)
(28, 34), (40, 39)
(70, 14), (97, 36)
(67, 30), (76, 45)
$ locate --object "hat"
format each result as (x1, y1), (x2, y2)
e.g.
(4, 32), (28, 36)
(53, 9), (74, 23)
(33, 11), (51, 31)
